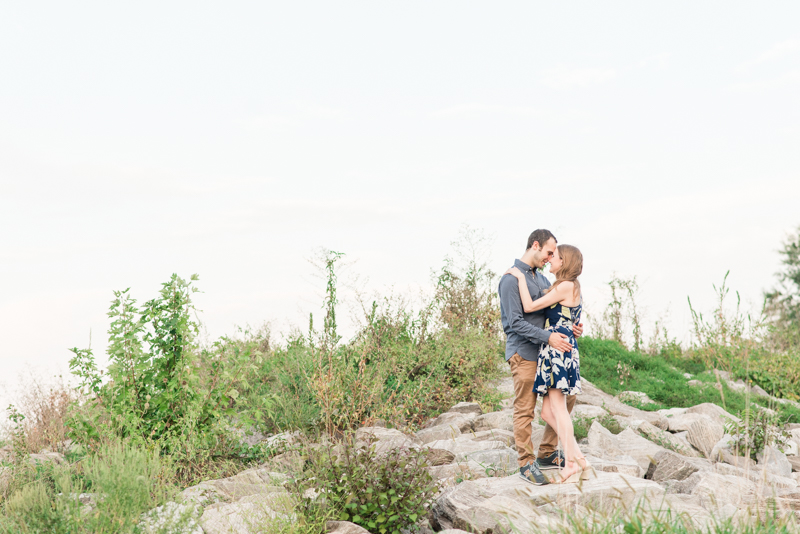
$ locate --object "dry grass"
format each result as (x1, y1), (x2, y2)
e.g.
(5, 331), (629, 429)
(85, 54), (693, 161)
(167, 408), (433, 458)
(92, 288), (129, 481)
(1, 373), (75, 454)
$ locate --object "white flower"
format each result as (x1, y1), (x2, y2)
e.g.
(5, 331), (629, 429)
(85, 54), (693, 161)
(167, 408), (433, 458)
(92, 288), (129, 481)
(556, 378), (568, 390)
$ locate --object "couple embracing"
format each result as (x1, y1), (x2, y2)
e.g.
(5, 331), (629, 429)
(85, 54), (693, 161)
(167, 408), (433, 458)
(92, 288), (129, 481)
(498, 228), (593, 485)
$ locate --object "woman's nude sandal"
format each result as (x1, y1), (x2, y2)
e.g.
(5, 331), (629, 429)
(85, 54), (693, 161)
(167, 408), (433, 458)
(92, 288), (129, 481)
(558, 457), (595, 484)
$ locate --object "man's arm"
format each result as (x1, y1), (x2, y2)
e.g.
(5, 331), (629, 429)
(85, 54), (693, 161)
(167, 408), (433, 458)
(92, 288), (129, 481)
(499, 275), (571, 352)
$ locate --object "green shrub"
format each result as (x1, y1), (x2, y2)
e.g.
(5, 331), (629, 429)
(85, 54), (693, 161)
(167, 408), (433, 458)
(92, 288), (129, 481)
(66, 274), (269, 482)
(293, 437), (437, 534)
(725, 408), (791, 460)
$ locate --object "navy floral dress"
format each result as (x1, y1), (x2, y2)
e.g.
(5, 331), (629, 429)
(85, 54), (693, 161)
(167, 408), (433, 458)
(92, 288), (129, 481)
(533, 298), (582, 396)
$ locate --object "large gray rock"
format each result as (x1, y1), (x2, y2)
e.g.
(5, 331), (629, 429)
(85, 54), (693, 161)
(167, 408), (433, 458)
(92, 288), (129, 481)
(665, 413), (709, 433)
(426, 448), (456, 466)
(685, 403), (739, 427)
(430, 472), (665, 533)
(181, 469), (287, 506)
(708, 436), (756, 469)
(686, 418), (725, 457)
(688, 471), (758, 511)
(714, 462), (798, 489)
(588, 421), (623, 457)
(428, 461), (489, 485)
(472, 411), (514, 432)
(584, 454), (643, 478)
(632, 420), (701, 458)
(457, 429), (515, 448)
(647, 450), (709, 482)
(758, 445), (793, 478)
(424, 439), (508, 460)
(578, 381), (669, 430)
(660, 494), (716, 530)
(615, 428), (669, 472)
(326, 521), (371, 534)
(201, 491), (293, 533)
(463, 448), (517, 476)
(424, 412), (477, 433)
(355, 427), (421, 454)
(448, 402), (483, 416)
(416, 425), (462, 444)
(788, 455), (800, 472)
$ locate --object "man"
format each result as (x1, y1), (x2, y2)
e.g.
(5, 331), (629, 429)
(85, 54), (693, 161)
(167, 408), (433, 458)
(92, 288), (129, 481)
(498, 229), (583, 485)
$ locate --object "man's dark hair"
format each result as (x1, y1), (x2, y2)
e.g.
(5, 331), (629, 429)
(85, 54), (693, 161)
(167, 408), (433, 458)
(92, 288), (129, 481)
(526, 229), (557, 250)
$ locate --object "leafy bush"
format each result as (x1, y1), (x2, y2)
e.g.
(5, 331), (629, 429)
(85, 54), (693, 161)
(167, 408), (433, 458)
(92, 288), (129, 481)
(293, 436), (436, 534)
(244, 232), (505, 435)
(66, 274), (268, 484)
(724, 408), (791, 460)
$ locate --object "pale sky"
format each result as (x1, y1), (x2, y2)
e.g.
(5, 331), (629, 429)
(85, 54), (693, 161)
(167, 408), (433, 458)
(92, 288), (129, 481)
(2, 2), (799, 410)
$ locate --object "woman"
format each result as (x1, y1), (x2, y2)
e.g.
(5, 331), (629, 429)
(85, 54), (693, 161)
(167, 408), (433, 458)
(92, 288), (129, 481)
(505, 244), (592, 483)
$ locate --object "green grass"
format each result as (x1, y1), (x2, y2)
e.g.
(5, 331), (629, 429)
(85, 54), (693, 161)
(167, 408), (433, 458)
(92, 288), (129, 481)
(580, 337), (800, 423)
(0, 442), (184, 534)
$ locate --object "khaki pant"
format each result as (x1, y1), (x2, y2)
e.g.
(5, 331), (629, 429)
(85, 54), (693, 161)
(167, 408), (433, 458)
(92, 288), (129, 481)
(508, 353), (577, 467)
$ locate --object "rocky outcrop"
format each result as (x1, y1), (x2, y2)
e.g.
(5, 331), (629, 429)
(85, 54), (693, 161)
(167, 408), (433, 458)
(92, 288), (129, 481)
(430, 472), (665, 533)
(136, 369), (800, 533)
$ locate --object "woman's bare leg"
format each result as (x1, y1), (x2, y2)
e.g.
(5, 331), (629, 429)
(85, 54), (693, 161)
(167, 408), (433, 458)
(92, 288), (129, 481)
(540, 390), (580, 480)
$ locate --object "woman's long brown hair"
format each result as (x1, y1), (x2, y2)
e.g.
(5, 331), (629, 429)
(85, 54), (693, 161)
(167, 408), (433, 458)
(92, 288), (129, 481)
(545, 244), (583, 300)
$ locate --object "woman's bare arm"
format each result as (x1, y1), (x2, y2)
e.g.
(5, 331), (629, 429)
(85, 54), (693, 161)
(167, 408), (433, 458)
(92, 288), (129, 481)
(504, 269), (573, 313)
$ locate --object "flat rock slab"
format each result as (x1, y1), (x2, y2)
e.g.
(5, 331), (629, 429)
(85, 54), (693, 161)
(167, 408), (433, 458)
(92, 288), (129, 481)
(457, 429), (515, 448)
(181, 469), (287, 505)
(449, 402), (483, 416)
(473, 411), (514, 432)
(424, 439), (508, 459)
(713, 462), (798, 490)
(416, 425), (462, 444)
(463, 448), (517, 475)
(584, 454), (643, 478)
(424, 412), (477, 433)
(356, 427), (422, 454)
(326, 521), (371, 534)
(431, 472), (664, 533)
(428, 460), (490, 486)
(685, 403), (739, 426)
(201, 492), (293, 534)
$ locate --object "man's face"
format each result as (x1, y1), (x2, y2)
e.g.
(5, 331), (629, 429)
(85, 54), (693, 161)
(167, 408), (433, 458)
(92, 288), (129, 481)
(531, 238), (557, 269)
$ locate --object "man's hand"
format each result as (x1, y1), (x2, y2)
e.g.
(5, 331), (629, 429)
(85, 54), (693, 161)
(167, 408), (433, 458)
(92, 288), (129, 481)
(572, 322), (584, 338)
(548, 332), (573, 352)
